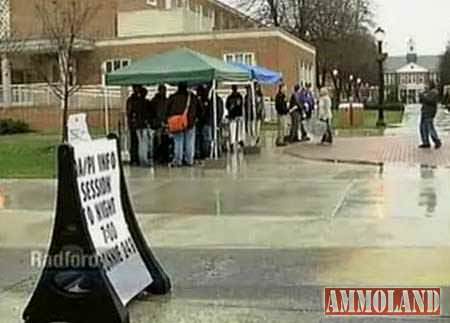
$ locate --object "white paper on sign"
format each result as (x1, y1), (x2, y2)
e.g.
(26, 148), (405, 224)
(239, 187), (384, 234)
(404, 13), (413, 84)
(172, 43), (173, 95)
(68, 114), (92, 143)
(73, 138), (152, 305)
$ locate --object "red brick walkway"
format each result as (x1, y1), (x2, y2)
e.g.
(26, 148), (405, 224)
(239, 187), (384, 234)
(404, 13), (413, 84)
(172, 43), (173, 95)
(284, 135), (450, 167)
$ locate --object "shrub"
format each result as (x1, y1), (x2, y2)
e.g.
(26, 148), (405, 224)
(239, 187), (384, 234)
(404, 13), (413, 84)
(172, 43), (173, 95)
(0, 119), (31, 135)
(365, 102), (405, 111)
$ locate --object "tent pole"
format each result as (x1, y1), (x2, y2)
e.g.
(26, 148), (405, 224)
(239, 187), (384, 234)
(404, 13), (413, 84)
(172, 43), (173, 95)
(212, 79), (218, 160)
(104, 85), (110, 134)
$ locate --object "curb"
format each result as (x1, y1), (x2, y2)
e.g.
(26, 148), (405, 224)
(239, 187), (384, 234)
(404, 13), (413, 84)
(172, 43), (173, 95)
(283, 149), (384, 167)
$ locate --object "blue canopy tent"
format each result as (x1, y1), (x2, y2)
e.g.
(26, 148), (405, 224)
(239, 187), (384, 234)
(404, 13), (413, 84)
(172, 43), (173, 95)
(230, 63), (282, 148)
(231, 62), (282, 85)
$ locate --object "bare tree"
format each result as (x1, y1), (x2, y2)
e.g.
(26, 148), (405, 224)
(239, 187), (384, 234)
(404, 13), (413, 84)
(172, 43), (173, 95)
(33, 0), (100, 142)
(237, 0), (377, 88)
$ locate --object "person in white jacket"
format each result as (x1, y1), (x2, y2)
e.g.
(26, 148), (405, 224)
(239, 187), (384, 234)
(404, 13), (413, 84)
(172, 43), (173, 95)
(317, 87), (333, 144)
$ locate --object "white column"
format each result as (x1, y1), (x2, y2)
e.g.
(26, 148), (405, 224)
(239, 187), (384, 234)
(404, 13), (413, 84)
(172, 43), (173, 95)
(2, 54), (11, 107)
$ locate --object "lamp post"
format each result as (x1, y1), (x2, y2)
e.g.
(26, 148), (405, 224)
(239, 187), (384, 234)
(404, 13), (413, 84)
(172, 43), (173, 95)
(375, 27), (387, 127)
(332, 69), (340, 109)
(349, 75), (354, 126)
(349, 74), (354, 101)
(356, 77), (362, 102)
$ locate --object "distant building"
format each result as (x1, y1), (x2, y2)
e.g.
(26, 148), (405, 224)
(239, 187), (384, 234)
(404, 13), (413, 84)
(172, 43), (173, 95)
(384, 39), (440, 104)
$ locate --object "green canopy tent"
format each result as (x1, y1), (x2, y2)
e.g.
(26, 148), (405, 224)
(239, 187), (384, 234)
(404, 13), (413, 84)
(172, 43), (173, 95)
(106, 48), (252, 159)
(106, 47), (250, 85)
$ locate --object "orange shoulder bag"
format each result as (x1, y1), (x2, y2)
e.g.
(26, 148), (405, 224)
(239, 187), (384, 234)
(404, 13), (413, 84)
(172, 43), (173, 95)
(168, 94), (190, 134)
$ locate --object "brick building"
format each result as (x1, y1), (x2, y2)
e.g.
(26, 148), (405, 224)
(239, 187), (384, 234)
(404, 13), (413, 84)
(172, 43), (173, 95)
(1, 0), (316, 98)
(384, 38), (440, 104)
(0, 0), (315, 130)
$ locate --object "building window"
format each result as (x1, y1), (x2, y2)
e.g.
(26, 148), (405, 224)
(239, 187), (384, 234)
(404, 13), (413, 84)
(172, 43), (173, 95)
(223, 52), (255, 65)
(146, 0), (157, 6)
(102, 58), (131, 84)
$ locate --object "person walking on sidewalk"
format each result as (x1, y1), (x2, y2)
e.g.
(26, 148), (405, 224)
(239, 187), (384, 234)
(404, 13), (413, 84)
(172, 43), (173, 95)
(419, 81), (442, 149)
(317, 87), (333, 144)
(289, 84), (302, 142)
(275, 83), (289, 146)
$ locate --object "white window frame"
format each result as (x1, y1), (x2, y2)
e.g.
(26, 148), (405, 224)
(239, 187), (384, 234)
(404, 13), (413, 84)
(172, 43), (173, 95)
(223, 52), (256, 66)
(101, 58), (131, 85)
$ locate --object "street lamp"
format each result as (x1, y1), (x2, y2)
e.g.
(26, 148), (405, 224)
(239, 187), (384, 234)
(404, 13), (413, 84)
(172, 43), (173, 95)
(357, 78), (362, 102)
(375, 27), (388, 127)
(332, 69), (340, 109)
(349, 74), (354, 101)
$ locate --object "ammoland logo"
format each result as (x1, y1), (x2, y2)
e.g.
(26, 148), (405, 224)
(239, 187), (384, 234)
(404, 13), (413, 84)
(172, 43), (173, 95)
(325, 288), (441, 316)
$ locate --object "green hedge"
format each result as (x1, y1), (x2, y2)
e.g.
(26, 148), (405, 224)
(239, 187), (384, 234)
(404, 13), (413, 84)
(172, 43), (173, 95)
(0, 119), (31, 135)
(364, 103), (405, 111)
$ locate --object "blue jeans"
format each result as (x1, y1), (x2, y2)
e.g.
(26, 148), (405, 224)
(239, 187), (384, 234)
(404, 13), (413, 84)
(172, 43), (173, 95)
(420, 117), (440, 146)
(173, 126), (196, 166)
(137, 128), (154, 167)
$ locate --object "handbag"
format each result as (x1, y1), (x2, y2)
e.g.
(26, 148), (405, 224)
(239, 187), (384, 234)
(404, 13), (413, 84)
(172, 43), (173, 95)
(168, 94), (190, 134)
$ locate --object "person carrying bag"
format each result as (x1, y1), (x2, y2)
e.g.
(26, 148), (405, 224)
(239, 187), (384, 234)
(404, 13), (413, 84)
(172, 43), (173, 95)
(168, 94), (190, 134)
(166, 83), (198, 167)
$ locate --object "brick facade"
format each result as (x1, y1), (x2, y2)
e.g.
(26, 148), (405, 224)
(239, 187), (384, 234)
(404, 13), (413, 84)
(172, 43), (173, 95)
(10, 0), (255, 40)
(10, 0), (118, 39)
(77, 30), (315, 95)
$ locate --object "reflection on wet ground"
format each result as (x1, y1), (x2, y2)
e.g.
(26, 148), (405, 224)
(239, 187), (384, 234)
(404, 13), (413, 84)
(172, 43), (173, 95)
(2, 105), (450, 321)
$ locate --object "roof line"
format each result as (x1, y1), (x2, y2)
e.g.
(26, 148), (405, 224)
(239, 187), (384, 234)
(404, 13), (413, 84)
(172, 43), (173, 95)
(208, 0), (261, 27)
(96, 28), (316, 55)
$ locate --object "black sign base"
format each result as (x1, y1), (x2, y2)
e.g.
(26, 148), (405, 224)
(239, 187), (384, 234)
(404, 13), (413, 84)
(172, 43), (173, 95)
(23, 136), (171, 323)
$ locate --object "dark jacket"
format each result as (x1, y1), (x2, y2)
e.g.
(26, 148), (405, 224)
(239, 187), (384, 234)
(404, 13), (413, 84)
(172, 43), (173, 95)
(226, 91), (244, 119)
(166, 91), (198, 129)
(204, 95), (224, 127)
(275, 92), (289, 115)
(149, 93), (168, 128)
(136, 97), (156, 129)
(420, 89), (439, 118)
(289, 93), (301, 113)
(126, 93), (140, 130)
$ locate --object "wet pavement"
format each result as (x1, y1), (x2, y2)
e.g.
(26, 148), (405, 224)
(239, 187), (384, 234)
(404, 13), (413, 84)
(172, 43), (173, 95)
(286, 105), (450, 167)
(2, 108), (450, 322)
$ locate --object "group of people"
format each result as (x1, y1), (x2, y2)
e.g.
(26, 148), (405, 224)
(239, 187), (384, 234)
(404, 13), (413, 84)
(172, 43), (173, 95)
(126, 82), (265, 168)
(275, 83), (333, 146)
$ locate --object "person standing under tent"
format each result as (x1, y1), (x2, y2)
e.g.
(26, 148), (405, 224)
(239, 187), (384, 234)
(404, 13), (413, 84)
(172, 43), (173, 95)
(204, 87), (224, 158)
(167, 82), (199, 167)
(255, 84), (265, 143)
(226, 85), (244, 152)
(126, 85), (141, 166)
(149, 84), (168, 164)
(195, 85), (208, 160)
(136, 87), (156, 167)
(317, 87), (333, 144)
(244, 85), (255, 139)
(275, 83), (289, 146)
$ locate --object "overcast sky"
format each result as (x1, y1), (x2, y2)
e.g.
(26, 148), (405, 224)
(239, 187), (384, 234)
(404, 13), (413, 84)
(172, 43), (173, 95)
(373, 0), (450, 56)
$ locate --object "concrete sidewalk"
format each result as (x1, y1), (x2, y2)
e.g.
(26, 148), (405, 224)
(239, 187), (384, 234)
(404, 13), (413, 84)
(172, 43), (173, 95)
(285, 105), (450, 167)
(285, 134), (450, 167)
